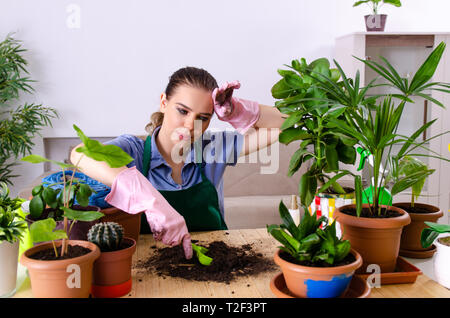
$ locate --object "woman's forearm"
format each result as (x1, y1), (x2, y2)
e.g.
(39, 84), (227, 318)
(254, 104), (286, 129)
(70, 143), (127, 187)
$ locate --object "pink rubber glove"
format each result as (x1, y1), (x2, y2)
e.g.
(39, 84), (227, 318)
(212, 80), (261, 134)
(105, 166), (193, 259)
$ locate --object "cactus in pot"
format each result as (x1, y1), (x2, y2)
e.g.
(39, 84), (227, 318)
(87, 222), (124, 252)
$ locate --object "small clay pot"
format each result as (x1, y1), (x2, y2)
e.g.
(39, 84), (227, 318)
(25, 205), (102, 243)
(274, 248), (362, 298)
(91, 237), (136, 298)
(393, 202), (443, 253)
(334, 204), (411, 273)
(365, 14), (387, 32)
(100, 207), (141, 242)
(20, 240), (100, 298)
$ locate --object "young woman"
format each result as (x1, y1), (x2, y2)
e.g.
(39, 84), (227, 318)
(70, 67), (285, 259)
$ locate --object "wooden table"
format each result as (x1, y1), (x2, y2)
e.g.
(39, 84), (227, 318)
(14, 228), (450, 298)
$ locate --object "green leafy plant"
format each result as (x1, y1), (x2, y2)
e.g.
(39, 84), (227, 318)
(272, 57), (359, 209)
(388, 155), (435, 208)
(87, 222), (124, 252)
(353, 0), (402, 15)
(421, 222), (450, 249)
(0, 182), (27, 243)
(191, 243), (213, 266)
(0, 33), (58, 185)
(22, 124), (133, 257)
(300, 42), (450, 217)
(267, 201), (351, 265)
(29, 218), (68, 257)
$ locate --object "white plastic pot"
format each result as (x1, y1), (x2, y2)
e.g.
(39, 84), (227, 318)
(0, 240), (19, 297)
(434, 236), (450, 290)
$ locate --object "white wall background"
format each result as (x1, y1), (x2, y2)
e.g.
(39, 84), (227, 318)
(2, 0), (450, 196)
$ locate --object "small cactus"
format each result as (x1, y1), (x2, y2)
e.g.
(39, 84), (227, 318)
(88, 222), (124, 252)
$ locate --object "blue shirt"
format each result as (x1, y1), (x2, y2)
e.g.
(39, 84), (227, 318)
(104, 126), (245, 218)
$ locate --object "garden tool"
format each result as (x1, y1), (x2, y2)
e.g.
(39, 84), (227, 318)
(356, 147), (393, 206)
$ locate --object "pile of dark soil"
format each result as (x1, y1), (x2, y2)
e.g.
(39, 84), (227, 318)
(341, 207), (402, 218)
(134, 240), (277, 284)
(29, 245), (92, 260)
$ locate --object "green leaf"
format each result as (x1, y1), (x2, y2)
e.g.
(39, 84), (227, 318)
(29, 195), (44, 219)
(279, 128), (311, 145)
(281, 112), (304, 130)
(42, 187), (58, 209)
(31, 185), (43, 196)
(76, 183), (93, 206)
(279, 200), (301, 239)
(73, 124), (133, 168)
(335, 240), (351, 262)
(336, 143), (356, 165)
(61, 207), (104, 222)
(21, 154), (75, 169)
(191, 243), (213, 266)
(325, 145), (339, 171)
(353, 0), (369, 7)
(391, 169), (435, 196)
(354, 175), (362, 217)
(409, 42), (446, 93)
(271, 79), (296, 99)
(284, 73), (304, 89)
(299, 172), (317, 208)
(299, 233), (321, 253)
(29, 218), (68, 243)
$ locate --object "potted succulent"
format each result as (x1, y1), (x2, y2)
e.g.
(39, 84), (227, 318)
(421, 222), (450, 289)
(310, 42), (450, 273)
(267, 200), (362, 298)
(272, 57), (359, 225)
(390, 156), (444, 257)
(353, 0), (402, 31)
(21, 124), (134, 242)
(87, 222), (136, 298)
(0, 182), (27, 297)
(19, 124), (134, 298)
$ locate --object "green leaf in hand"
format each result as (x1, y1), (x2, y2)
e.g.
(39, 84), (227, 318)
(29, 218), (68, 243)
(21, 154), (76, 169)
(191, 243), (213, 266)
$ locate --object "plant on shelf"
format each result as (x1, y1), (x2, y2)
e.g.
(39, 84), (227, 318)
(301, 41), (450, 273)
(87, 222), (137, 298)
(267, 200), (362, 298)
(271, 57), (359, 215)
(353, 0), (402, 31)
(353, 0), (402, 15)
(0, 33), (58, 185)
(421, 222), (450, 289)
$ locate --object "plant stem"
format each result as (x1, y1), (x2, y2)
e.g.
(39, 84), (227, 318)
(52, 240), (58, 258)
(68, 219), (77, 238)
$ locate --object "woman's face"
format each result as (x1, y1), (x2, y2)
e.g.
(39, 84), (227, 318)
(160, 84), (214, 145)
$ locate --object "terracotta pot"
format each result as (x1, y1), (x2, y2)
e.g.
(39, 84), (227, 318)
(274, 248), (362, 298)
(20, 240), (100, 298)
(91, 237), (136, 298)
(334, 204), (411, 273)
(25, 205), (102, 243)
(393, 202), (443, 252)
(100, 207), (141, 242)
(365, 14), (387, 32)
(434, 236), (450, 289)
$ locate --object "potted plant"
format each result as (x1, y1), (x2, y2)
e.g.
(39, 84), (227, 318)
(19, 124), (134, 298)
(353, 0), (402, 32)
(0, 182), (27, 297)
(421, 222), (450, 289)
(390, 156), (444, 257)
(21, 124), (133, 242)
(271, 57), (359, 225)
(0, 34), (58, 186)
(310, 42), (450, 273)
(87, 222), (136, 298)
(267, 200), (362, 298)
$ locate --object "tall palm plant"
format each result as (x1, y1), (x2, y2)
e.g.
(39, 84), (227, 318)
(0, 33), (58, 185)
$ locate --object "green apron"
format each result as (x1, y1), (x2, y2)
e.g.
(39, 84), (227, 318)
(139, 135), (227, 233)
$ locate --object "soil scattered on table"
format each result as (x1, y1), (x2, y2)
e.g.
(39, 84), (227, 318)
(134, 241), (277, 284)
(29, 245), (92, 260)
